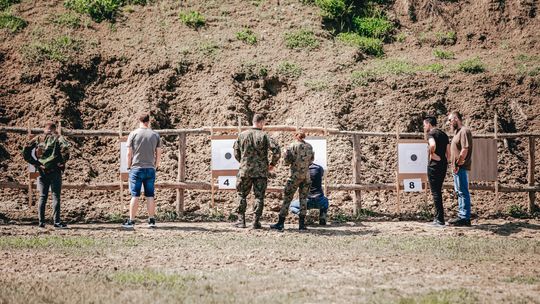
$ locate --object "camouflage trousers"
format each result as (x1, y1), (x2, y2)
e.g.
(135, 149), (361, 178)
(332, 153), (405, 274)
(279, 177), (310, 217)
(236, 176), (268, 217)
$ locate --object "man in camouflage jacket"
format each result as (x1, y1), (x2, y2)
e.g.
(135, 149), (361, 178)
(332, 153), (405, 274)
(271, 131), (314, 230)
(22, 122), (70, 228)
(233, 114), (280, 229)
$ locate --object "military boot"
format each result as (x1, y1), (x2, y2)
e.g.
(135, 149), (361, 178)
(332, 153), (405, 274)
(252, 215), (262, 229)
(299, 215), (307, 230)
(233, 213), (247, 228)
(319, 208), (327, 226)
(270, 216), (285, 230)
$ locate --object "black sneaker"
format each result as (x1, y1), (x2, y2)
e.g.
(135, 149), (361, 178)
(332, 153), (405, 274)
(319, 218), (327, 226)
(54, 222), (68, 229)
(449, 218), (471, 227)
(148, 218), (156, 228)
(38, 223), (45, 228)
(122, 220), (135, 229)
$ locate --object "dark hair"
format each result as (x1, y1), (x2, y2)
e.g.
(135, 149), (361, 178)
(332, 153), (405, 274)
(252, 114), (266, 125)
(138, 113), (150, 123)
(423, 116), (437, 127)
(294, 131), (306, 140)
(44, 121), (57, 131)
(451, 111), (463, 121)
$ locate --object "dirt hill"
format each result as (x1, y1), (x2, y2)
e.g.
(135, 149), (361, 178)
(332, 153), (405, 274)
(0, 0), (539, 223)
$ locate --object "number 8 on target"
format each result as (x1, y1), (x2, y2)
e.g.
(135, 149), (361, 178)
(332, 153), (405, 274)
(218, 176), (237, 190)
(403, 178), (422, 192)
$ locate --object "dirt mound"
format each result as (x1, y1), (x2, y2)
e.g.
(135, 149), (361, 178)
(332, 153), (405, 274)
(0, 0), (539, 222)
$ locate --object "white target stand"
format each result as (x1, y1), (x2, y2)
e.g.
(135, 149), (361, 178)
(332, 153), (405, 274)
(396, 139), (429, 213)
(211, 135), (240, 208)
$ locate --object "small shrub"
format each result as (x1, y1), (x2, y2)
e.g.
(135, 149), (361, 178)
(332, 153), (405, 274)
(198, 41), (218, 57)
(457, 57), (485, 74)
(433, 48), (454, 59)
(238, 61), (268, 80)
(64, 0), (123, 22)
(436, 30), (457, 45)
(284, 29), (319, 50)
(336, 32), (383, 56)
(352, 58), (416, 85)
(51, 12), (81, 28)
(423, 63), (444, 73)
(508, 205), (527, 219)
(396, 32), (406, 43)
(0, 12), (27, 33)
(314, 0), (351, 21)
(0, 0), (20, 11)
(178, 10), (205, 28)
(353, 16), (394, 40)
(515, 54), (540, 77)
(304, 79), (328, 91)
(277, 61), (302, 79)
(236, 28), (257, 45)
(22, 35), (83, 63)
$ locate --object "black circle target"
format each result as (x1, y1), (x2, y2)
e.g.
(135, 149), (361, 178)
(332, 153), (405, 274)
(225, 152), (232, 160)
(410, 154), (418, 161)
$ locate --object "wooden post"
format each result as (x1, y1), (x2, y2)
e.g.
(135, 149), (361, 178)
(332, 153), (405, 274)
(210, 125), (215, 209)
(395, 126), (401, 214)
(27, 123), (33, 207)
(176, 133), (187, 216)
(528, 136), (537, 213)
(324, 124), (329, 198)
(352, 135), (362, 215)
(494, 114), (499, 204)
(119, 122), (123, 205)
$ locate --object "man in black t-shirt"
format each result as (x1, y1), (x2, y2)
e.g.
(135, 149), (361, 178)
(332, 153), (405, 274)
(424, 117), (450, 226)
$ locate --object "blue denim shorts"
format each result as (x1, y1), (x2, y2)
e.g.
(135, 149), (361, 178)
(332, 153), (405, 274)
(129, 168), (156, 197)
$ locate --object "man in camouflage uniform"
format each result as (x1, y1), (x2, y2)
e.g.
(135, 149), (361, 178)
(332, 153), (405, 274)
(22, 122), (70, 229)
(233, 114), (280, 229)
(271, 131), (314, 230)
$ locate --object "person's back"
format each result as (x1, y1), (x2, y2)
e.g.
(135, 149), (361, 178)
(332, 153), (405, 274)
(128, 127), (161, 169)
(284, 140), (314, 181)
(308, 163), (324, 199)
(428, 128), (449, 166)
(235, 128), (278, 178)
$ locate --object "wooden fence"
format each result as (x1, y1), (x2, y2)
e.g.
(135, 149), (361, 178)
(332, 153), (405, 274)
(0, 124), (538, 215)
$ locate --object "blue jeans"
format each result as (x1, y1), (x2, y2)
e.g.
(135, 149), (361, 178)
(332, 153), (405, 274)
(453, 168), (471, 220)
(289, 196), (329, 214)
(129, 168), (156, 197)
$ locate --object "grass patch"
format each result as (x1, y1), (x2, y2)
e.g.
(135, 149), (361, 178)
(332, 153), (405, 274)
(198, 40), (219, 58)
(508, 204), (527, 218)
(398, 288), (478, 304)
(236, 28), (257, 45)
(515, 54), (540, 77)
(276, 61), (302, 79)
(304, 79), (328, 91)
(336, 32), (383, 56)
(0, 0), (19, 11)
(178, 10), (205, 29)
(284, 29), (319, 50)
(353, 16), (394, 40)
(396, 32), (406, 43)
(432, 48), (454, 59)
(51, 12), (81, 28)
(0, 236), (99, 249)
(502, 275), (540, 285)
(422, 63), (444, 73)
(435, 30), (457, 45)
(238, 61), (268, 80)
(111, 269), (197, 287)
(457, 57), (485, 74)
(0, 11), (27, 33)
(64, 0), (121, 22)
(22, 35), (83, 63)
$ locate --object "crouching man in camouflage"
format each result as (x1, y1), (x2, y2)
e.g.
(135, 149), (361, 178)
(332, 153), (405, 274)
(22, 122), (70, 229)
(271, 131), (314, 231)
(233, 114), (280, 229)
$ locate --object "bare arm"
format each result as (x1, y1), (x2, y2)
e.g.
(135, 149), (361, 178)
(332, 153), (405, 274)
(445, 144), (450, 162)
(127, 147), (133, 169)
(428, 138), (440, 161)
(155, 148), (162, 169)
(458, 148), (468, 165)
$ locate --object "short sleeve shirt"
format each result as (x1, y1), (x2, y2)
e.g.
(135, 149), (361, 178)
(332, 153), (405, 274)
(127, 128), (161, 168)
(450, 126), (473, 171)
(428, 128), (449, 166)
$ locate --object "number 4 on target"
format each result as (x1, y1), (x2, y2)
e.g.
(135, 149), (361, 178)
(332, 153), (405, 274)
(218, 176), (237, 190)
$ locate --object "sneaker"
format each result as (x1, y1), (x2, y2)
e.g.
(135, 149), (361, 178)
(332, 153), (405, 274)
(319, 218), (327, 226)
(429, 220), (445, 227)
(122, 220), (135, 229)
(148, 218), (156, 228)
(38, 223), (45, 228)
(449, 218), (471, 227)
(54, 222), (68, 229)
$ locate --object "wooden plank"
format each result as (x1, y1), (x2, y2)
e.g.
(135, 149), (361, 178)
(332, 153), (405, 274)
(470, 138), (498, 182)
(176, 133), (187, 216)
(528, 136), (537, 213)
(27, 124), (33, 207)
(352, 135), (362, 215)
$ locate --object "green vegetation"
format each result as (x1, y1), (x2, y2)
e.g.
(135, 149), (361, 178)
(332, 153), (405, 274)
(423, 63), (444, 73)
(0, 11), (27, 32)
(178, 10), (205, 28)
(457, 57), (485, 74)
(0, 0), (19, 11)
(398, 288), (478, 304)
(236, 28), (257, 45)
(22, 35), (83, 63)
(353, 16), (393, 40)
(239, 61), (268, 80)
(304, 79), (328, 91)
(351, 58), (448, 85)
(111, 269), (197, 287)
(396, 32), (406, 43)
(284, 29), (319, 50)
(64, 0), (150, 22)
(433, 48), (454, 59)
(508, 204), (527, 218)
(515, 54), (540, 77)
(277, 61), (302, 79)
(51, 12), (81, 28)
(502, 275), (540, 285)
(336, 32), (383, 56)
(198, 40), (219, 57)
(0, 236), (98, 249)
(436, 30), (457, 45)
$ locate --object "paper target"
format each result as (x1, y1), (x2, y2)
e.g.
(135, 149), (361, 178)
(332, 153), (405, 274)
(398, 143), (428, 174)
(120, 141), (129, 173)
(211, 139), (240, 171)
(305, 137), (327, 170)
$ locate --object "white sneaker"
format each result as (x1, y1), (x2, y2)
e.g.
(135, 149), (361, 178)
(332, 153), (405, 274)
(148, 218), (156, 228)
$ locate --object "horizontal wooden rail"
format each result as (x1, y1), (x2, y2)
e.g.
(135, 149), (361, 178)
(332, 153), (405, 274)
(1, 181), (538, 193)
(2, 125), (539, 139)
